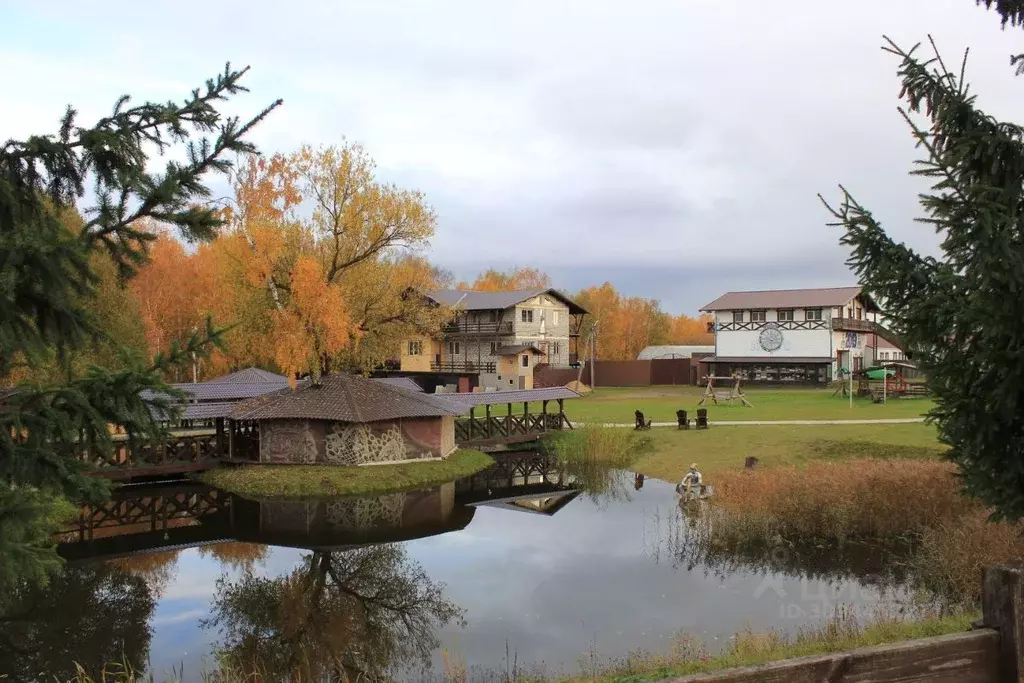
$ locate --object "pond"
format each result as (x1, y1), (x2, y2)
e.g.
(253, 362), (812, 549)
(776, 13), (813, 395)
(3, 452), (920, 682)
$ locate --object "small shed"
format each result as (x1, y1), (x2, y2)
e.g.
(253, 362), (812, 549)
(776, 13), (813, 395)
(228, 374), (468, 465)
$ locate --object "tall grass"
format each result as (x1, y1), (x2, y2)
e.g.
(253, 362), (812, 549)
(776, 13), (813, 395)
(707, 458), (1024, 608)
(544, 426), (650, 500)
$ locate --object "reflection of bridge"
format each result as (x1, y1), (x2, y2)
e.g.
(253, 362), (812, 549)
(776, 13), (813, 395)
(57, 452), (579, 563)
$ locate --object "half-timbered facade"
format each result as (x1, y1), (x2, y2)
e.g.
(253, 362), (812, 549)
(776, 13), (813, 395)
(700, 286), (898, 384)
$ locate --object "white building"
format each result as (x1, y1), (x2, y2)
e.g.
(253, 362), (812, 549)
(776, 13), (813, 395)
(636, 345), (715, 360)
(699, 286), (899, 384)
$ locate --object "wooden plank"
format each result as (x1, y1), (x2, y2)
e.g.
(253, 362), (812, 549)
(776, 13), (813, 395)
(664, 630), (999, 683)
(983, 563), (1024, 682)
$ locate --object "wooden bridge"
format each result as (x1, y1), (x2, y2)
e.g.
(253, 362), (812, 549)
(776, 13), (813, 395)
(450, 388), (575, 448)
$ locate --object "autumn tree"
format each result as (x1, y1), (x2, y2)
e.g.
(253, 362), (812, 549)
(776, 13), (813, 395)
(0, 64), (278, 585)
(224, 144), (441, 378)
(458, 266), (551, 291)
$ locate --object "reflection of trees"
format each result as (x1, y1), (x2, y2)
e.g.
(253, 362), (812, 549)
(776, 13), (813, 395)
(646, 503), (917, 589)
(0, 563), (155, 681)
(109, 549), (180, 597)
(204, 544), (463, 681)
(198, 542), (268, 572)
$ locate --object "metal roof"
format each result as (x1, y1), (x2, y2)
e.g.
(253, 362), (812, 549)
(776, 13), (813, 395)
(371, 377), (425, 392)
(495, 344), (545, 356)
(443, 386), (581, 407)
(700, 287), (879, 313)
(206, 368), (288, 384)
(230, 373), (469, 422)
(701, 356), (833, 364)
(636, 345), (715, 360)
(427, 289), (588, 315)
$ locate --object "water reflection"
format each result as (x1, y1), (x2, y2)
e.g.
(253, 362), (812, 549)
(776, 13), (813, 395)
(3, 452), (945, 681)
(204, 546), (461, 680)
(0, 562), (155, 681)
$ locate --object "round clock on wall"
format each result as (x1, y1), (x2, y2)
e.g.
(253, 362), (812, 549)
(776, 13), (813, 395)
(758, 323), (784, 352)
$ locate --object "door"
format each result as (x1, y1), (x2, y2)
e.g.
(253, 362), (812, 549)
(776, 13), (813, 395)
(435, 353), (442, 370)
(518, 376), (527, 390)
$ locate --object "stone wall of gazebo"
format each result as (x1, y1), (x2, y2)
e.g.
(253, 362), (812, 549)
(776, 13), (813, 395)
(258, 415), (455, 465)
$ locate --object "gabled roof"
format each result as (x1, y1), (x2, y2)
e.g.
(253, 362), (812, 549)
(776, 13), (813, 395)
(230, 373), (468, 422)
(371, 376), (425, 392)
(426, 289), (588, 315)
(495, 344), (545, 356)
(207, 368), (288, 384)
(700, 287), (880, 313)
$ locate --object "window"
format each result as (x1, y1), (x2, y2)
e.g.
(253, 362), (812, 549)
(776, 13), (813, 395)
(552, 311), (560, 326)
(733, 310), (745, 323)
(856, 307), (863, 320)
(778, 309), (794, 322)
(448, 341), (460, 355)
(880, 351), (888, 360)
(407, 340), (422, 356)
(490, 341), (499, 355)
(751, 310), (766, 322)
(488, 310), (498, 323)
(552, 341), (561, 355)
(521, 354), (529, 368)
(847, 306), (853, 319)
(806, 308), (822, 321)
(521, 309), (534, 323)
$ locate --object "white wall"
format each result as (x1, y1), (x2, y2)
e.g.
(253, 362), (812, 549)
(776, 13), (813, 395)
(716, 329), (832, 357)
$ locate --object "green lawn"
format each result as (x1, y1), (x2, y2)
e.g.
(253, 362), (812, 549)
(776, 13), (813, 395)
(632, 421), (945, 484)
(199, 449), (493, 499)
(567, 386), (933, 424)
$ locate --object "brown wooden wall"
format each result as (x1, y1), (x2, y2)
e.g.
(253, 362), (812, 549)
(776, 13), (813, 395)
(535, 359), (694, 388)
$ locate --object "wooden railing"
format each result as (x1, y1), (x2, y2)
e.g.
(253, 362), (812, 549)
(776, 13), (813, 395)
(442, 321), (514, 335)
(431, 360), (498, 373)
(455, 410), (567, 446)
(664, 563), (1023, 683)
(76, 431), (223, 472)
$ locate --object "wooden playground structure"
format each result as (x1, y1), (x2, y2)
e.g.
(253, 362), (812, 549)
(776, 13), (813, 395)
(831, 363), (928, 400)
(698, 375), (753, 407)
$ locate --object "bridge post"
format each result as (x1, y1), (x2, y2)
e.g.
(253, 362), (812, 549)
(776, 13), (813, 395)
(485, 403), (492, 439)
(542, 400), (549, 431)
(469, 406), (476, 440)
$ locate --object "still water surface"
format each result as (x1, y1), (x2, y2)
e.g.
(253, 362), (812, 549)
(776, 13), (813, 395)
(4, 453), (911, 681)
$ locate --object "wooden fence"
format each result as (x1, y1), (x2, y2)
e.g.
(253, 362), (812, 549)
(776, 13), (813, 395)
(535, 358), (696, 388)
(76, 431), (224, 479)
(665, 563), (1023, 682)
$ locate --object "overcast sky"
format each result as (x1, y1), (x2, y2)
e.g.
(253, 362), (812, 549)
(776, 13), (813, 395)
(4, 1), (1024, 313)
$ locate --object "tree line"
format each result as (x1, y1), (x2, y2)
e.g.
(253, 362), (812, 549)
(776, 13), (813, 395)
(36, 159), (711, 386)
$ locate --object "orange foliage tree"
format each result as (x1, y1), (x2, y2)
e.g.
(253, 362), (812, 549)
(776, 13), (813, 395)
(457, 267), (551, 291)
(574, 282), (711, 360)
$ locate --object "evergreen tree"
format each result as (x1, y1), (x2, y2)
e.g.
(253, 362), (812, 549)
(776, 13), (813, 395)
(824, 3), (1024, 518)
(0, 65), (280, 583)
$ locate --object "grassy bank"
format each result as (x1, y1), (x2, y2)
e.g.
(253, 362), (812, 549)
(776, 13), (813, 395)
(543, 427), (650, 499)
(579, 611), (976, 682)
(198, 449), (493, 499)
(569, 386), (932, 425)
(632, 422), (945, 483)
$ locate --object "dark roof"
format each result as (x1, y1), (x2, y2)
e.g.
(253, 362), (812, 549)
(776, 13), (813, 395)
(371, 377), (424, 392)
(701, 356), (833, 364)
(495, 344), (545, 356)
(230, 373), (468, 422)
(427, 289), (588, 315)
(701, 287), (880, 313)
(207, 368), (288, 384)
(444, 386), (581, 407)
(142, 367), (293, 403)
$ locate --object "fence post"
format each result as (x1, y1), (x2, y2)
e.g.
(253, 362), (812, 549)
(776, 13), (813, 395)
(983, 563), (1024, 681)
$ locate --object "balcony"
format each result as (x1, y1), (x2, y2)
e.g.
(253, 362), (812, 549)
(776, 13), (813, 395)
(442, 321), (514, 336)
(430, 360), (497, 374)
(832, 317), (901, 346)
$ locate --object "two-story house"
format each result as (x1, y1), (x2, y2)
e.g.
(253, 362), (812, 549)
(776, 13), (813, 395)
(400, 289), (587, 391)
(699, 286), (899, 384)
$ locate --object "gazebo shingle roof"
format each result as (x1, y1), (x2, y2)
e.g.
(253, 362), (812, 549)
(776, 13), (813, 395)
(230, 373), (468, 422)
